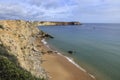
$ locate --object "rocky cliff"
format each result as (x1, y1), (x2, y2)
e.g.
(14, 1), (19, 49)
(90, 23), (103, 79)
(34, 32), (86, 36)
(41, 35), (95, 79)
(0, 20), (47, 79)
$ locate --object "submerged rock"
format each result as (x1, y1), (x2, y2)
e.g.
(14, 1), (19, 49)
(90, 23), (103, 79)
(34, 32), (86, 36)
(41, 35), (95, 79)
(67, 50), (76, 54)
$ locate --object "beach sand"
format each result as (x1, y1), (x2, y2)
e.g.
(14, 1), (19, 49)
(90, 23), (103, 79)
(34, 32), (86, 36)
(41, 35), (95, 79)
(36, 38), (95, 80)
(42, 53), (95, 80)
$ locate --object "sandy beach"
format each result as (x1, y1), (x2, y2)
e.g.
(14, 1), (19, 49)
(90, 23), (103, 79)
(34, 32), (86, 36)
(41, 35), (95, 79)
(36, 39), (95, 80)
(42, 53), (95, 80)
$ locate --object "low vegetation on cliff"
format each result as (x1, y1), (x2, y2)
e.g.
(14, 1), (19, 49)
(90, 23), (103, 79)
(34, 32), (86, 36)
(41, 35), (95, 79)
(0, 55), (44, 80)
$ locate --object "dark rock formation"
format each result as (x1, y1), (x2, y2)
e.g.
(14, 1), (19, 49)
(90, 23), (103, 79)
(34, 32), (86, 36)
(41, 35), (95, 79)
(43, 33), (54, 39)
(67, 50), (76, 54)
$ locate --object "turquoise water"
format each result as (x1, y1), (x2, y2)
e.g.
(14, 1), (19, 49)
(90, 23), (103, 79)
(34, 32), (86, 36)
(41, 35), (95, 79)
(39, 24), (120, 80)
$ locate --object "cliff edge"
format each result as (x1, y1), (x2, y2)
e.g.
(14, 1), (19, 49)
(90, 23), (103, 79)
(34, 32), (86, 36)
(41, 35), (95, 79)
(0, 20), (47, 79)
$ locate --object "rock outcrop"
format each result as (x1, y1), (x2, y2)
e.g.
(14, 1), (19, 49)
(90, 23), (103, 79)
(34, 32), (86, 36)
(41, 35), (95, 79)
(0, 20), (47, 79)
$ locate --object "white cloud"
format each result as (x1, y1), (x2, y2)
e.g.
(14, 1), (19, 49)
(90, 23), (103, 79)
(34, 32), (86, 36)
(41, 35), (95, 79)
(0, 0), (120, 22)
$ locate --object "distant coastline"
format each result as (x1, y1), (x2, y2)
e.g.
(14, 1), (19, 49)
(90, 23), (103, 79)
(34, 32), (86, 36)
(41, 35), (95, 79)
(32, 21), (81, 26)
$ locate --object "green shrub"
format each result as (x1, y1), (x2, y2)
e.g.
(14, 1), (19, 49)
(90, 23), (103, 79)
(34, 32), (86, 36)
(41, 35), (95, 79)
(0, 44), (18, 65)
(0, 39), (46, 80)
(0, 25), (4, 29)
(0, 56), (45, 80)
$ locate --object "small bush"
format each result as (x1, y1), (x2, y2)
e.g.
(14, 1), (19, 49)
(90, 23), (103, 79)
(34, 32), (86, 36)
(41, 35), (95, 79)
(0, 56), (45, 80)
(0, 25), (4, 29)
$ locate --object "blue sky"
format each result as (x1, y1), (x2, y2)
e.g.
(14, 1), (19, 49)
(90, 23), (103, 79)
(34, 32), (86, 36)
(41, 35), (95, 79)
(0, 0), (120, 23)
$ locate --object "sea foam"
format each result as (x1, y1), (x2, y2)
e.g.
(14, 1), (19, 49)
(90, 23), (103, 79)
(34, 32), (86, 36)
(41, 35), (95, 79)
(41, 39), (47, 45)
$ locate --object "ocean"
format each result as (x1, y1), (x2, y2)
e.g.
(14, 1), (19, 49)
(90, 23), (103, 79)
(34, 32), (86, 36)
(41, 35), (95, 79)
(39, 23), (120, 80)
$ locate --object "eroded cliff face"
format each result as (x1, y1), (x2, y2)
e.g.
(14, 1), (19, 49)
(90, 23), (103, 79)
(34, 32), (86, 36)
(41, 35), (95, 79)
(0, 20), (47, 79)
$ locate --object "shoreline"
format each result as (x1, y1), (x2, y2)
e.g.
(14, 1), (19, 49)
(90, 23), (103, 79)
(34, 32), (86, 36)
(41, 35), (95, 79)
(56, 52), (95, 79)
(40, 38), (96, 80)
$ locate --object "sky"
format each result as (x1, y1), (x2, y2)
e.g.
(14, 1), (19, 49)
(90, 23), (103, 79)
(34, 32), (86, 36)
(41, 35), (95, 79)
(0, 0), (120, 23)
